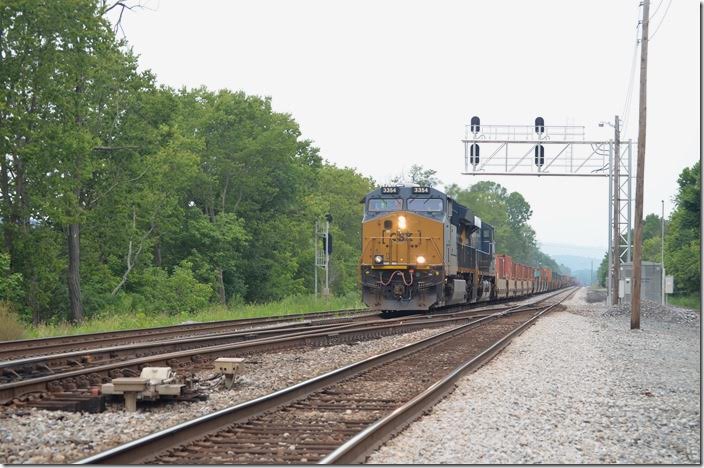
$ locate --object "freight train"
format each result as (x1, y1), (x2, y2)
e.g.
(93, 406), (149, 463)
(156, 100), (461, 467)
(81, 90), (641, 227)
(360, 185), (572, 311)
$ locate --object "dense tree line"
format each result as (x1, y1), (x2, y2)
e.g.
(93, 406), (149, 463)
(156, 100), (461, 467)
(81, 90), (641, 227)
(0, 1), (375, 323)
(597, 161), (700, 296)
(0, 1), (566, 325)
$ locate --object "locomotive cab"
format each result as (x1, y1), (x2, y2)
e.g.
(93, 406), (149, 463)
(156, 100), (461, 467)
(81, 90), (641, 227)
(360, 185), (495, 311)
(360, 186), (446, 310)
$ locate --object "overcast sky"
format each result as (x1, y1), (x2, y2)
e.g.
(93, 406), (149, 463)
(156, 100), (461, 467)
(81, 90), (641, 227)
(109, 0), (700, 252)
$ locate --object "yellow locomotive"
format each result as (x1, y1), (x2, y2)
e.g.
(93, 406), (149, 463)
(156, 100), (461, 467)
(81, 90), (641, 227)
(360, 185), (496, 311)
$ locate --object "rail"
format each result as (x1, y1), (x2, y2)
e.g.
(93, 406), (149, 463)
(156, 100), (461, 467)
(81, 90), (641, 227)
(75, 287), (575, 464)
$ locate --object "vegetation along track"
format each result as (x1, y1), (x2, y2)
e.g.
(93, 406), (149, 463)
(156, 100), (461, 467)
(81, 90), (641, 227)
(0, 308), (371, 361)
(77, 287), (576, 464)
(0, 300), (528, 403)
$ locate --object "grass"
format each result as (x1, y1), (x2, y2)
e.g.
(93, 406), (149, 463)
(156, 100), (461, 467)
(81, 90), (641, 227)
(0, 301), (26, 340)
(667, 293), (701, 312)
(23, 293), (365, 340)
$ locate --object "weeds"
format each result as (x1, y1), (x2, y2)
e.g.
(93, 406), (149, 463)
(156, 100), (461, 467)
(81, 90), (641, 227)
(25, 293), (365, 339)
(0, 301), (26, 341)
(668, 294), (701, 312)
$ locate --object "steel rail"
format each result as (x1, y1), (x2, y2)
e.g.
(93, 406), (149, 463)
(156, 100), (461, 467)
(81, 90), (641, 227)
(75, 288), (573, 464)
(320, 287), (578, 464)
(0, 308), (370, 358)
(0, 301), (537, 402)
(2, 298), (521, 370)
(0, 306), (500, 380)
(0, 293), (538, 361)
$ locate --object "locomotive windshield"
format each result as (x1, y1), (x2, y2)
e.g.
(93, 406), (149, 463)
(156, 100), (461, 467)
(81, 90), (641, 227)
(407, 198), (443, 212)
(368, 198), (403, 212)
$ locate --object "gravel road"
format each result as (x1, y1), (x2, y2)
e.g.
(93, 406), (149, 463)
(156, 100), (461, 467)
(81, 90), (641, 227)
(0, 325), (455, 464)
(368, 287), (700, 464)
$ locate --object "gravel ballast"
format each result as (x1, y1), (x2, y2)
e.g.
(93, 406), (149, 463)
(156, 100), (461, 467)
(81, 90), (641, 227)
(0, 325), (455, 464)
(368, 288), (701, 464)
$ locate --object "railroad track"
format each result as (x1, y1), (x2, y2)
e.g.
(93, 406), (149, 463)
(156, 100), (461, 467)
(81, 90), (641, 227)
(0, 308), (371, 361)
(76, 287), (576, 464)
(0, 301), (526, 403)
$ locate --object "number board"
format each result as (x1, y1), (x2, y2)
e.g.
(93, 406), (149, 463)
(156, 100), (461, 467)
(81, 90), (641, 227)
(412, 186), (430, 194)
(381, 186), (399, 194)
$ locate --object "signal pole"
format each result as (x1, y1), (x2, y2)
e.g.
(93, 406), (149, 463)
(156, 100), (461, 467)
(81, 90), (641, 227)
(631, 0), (650, 329)
(661, 199), (665, 304)
(323, 215), (330, 297)
(314, 222), (318, 297)
(314, 215), (332, 297)
(611, 115), (621, 305)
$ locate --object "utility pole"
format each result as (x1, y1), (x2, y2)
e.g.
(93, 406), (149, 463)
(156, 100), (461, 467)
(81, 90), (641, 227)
(611, 115), (621, 305)
(631, 0), (650, 329)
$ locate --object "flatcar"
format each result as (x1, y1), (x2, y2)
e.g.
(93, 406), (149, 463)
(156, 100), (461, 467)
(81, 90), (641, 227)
(360, 185), (572, 311)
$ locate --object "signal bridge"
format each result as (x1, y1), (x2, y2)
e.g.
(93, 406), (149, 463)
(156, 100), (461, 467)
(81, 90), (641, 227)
(462, 119), (631, 178)
(462, 116), (634, 305)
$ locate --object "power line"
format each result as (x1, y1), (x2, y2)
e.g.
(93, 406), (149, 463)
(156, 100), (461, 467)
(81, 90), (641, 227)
(621, 17), (641, 137)
(621, 38), (639, 137)
(649, 0), (673, 40)
(621, 0), (671, 138)
(649, 0), (665, 20)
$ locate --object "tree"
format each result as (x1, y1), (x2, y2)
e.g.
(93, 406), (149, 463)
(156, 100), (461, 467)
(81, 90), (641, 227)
(305, 164), (375, 295)
(2, 1), (180, 321)
(445, 181), (564, 273)
(596, 252), (608, 288)
(391, 164), (440, 187)
(664, 161), (700, 294)
(0, 253), (23, 303)
(0, 1), (402, 323)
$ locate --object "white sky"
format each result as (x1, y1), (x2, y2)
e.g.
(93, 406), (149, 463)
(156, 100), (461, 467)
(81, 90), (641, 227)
(110, 0), (700, 252)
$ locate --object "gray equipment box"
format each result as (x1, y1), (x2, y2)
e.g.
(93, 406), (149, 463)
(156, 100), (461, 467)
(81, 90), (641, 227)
(619, 261), (663, 304)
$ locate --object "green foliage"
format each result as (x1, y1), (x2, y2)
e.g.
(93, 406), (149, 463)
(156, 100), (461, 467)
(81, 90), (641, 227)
(664, 162), (700, 295)
(0, 253), (23, 304)
(25, 293), (365, 339)
(0, 0), (367, 324)
(620, 162), (699, 297)
(667, 294), (700, 312)
(1, 1), (579, 327)
(0, 302), (25, 341)
(642, 236), (664, 263)
(305, 164), (375, 295)
(391, 164), (441, 187)
(597, 251), (608, 288)
(131, 261), (213, 314)
(642, 214), (664, 242)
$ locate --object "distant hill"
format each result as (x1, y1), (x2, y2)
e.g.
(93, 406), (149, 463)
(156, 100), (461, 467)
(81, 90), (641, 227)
(539, 242), (605, 259)
(571, 268), (598, 286)
(551, 254), (599, 272)
(539, 242), (605, 286)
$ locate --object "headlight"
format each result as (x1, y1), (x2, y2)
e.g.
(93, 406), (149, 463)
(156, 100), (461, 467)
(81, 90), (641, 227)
(416, 255), (426, 264)
(398, 215), (407, 230)
(374, 255), (384, 264)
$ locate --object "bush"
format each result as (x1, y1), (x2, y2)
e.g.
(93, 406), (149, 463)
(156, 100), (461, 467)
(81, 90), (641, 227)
(0, 253), (23, 303)
(0, 302), (26, 341)
(135, 261), (213, 314)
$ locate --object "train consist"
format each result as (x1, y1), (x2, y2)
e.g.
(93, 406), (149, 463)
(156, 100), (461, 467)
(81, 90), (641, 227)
(360, 185), (572, 311)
